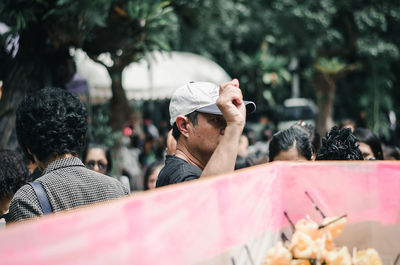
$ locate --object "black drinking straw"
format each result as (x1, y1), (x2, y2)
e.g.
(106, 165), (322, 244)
(305, 191), (326, 218)
(394, 253), (400, 265)
(283, 211), (295, 233)
(244, 245), (255, 265)
(231, 257), (236, 265)
(318, 214), (347, 229)
(281, 232), (289, 242)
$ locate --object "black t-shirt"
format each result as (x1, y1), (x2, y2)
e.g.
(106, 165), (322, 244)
(156, 155), (202, 187)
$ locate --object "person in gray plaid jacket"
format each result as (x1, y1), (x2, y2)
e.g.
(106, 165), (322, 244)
(7, 87), (129, 223)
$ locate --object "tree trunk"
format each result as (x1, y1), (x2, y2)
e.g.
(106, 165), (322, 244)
(313, 70), (336, 137)
(108, 69), (131, 132)
(0, 23), (74, 150)
(0, 57), (44, 149)
(106, 68), (133, 179)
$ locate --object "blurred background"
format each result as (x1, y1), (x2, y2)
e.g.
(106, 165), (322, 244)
(1, 0), (399, 183)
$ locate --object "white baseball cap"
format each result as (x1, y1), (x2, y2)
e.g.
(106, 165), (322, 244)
(169, 81), (256, 125)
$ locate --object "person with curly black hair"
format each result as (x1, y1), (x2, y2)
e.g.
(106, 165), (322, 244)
(269, 126), (313, 162)
(316, 126), (363, 160)
(7, 87), (129, 223)
(353, 128), (383, 160)
(0, 150), (30, 225)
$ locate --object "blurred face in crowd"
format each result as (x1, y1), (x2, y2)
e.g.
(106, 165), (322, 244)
(85, 148), (108, 174)
(188, 113), (227, 159)
(238, 135), (249, 157)
(358, 142), (375, 160)
(273, 146), (308, 162)
(144, 140), (154, 154)
(147, 165), (163, 190)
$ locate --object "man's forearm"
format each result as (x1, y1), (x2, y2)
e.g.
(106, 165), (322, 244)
(200, 124), (243, 178)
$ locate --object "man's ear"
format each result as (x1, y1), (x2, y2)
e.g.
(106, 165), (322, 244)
(176, 116), (190, 138)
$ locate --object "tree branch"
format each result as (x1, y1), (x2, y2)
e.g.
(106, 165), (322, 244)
(335, 63), (361, 79)
(88, 54), (109, 69)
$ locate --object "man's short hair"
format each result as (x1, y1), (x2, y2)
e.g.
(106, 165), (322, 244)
(0, 150), (30, 200)
(172, 111), (199, 141)
(316, 126), (363, 160)
(16, 87), (88, 162)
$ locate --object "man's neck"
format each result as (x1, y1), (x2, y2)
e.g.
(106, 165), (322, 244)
(36, 153), (75, 171)
(175, 143), (208, 170)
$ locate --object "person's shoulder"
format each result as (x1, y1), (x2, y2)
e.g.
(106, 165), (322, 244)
(7, 184), (42, 223)
(12, 183), (36, 200)
(157, 156), (201, 186)
(106, 175), (130, 195)
(44, 164), (129, 197)
(168, 156), (201, 173)
(162, 155), (187, 172)
(87, 169), (130, 195)
(165, 155), (188, 165)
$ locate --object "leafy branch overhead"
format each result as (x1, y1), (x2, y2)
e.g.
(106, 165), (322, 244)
(1, 0), (400, 143)
(0, 0), (177, 59)
(0, 0), (180, 144)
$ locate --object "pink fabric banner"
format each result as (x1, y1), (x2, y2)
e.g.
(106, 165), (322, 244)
(0, 161), (399, 265)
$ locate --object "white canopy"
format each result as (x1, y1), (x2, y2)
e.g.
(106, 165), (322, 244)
(73, 49), (231, 101)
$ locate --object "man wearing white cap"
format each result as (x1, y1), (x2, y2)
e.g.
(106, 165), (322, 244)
(156, 79), (256, 187)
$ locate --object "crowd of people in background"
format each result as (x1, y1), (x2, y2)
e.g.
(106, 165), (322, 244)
(0, 79), (399, 227)
(110, 110), (399, 192)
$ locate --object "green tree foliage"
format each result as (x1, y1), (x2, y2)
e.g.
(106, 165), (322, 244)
(0, 0), (177, 148)
(89, 103), (122, 148)
(262, 0), (400, 137)
(1, 0), (399, 148)
(174, 0), (400, 137)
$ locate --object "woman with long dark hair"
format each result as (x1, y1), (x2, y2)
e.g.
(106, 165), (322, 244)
(353, 128), (383, 160)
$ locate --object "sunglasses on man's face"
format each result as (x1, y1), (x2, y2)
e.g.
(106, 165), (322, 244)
(85, 160), (107, 171)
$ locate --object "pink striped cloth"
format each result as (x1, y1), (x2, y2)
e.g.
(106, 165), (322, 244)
(0, 161), (399, 265)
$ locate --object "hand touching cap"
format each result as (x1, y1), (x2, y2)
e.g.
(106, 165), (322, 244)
(216, 79), (246, 128)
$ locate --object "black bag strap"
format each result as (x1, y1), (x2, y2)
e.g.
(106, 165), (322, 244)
(28, 182), (52, 214)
